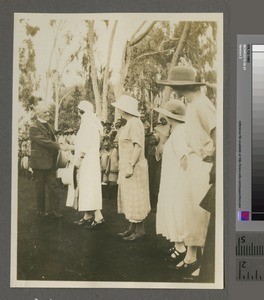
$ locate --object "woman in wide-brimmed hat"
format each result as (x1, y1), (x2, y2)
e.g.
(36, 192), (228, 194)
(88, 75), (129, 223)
(155, 99), (189, 265)
(157, 65), (216, 278)
(112, 95), (151, 241)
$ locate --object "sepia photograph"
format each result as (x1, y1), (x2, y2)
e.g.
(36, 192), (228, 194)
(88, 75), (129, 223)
(11, 12), (223, 289)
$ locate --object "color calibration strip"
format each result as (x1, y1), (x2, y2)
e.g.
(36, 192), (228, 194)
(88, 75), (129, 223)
(252, 45), (264, 220)
(237, 35), (264, 231)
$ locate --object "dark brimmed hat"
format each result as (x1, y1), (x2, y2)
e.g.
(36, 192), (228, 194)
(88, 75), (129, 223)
(157, 66), (206, 87)
(154, 100), (186, 122)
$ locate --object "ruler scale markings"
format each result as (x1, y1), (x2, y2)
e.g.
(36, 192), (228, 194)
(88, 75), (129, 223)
(236, 233), (264, 280)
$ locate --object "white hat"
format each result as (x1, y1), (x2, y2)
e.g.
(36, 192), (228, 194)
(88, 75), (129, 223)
(78, 100), (94, 113)
(111, 95), (140, 117)
(57, 164), (74, 186)
(154, 99), (186, 122)
(56, 150), (71, 169)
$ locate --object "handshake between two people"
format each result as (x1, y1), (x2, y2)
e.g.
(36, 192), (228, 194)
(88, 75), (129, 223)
(58, 144), (84, 169)
(59, 143), (75, 152)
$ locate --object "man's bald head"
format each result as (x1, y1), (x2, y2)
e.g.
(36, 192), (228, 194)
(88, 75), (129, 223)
(35, 102), (51, 121)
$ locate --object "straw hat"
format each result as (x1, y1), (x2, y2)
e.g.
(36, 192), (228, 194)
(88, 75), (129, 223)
(154, 100), (186, 122)
(57, 164), (74, 186)
(111, 95), (140, 117)
(56, 150), (70, 169)
(157, 66), (206, 87)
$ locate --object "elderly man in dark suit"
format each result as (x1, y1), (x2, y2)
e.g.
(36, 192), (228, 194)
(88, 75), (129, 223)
(29, 102), (68, 217)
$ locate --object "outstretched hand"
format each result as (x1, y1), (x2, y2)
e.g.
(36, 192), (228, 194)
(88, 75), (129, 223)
(60, 144), (74, 151)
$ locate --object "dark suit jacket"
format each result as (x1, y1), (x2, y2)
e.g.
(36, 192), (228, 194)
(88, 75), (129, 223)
(29, 119), (60, 169)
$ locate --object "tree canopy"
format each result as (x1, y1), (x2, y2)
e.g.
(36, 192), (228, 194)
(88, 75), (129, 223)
(18, 18), (219, 138)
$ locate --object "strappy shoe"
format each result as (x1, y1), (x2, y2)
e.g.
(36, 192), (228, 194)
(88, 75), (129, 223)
(88, 218), (105, 229)
(169, 249), (187, 264)
(163, 246), (175, 255)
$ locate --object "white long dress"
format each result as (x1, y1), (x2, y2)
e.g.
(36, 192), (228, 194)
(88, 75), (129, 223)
(66, 113), (102, 211)
(184, 91), (215, 247)
(156, 123), (189, 243)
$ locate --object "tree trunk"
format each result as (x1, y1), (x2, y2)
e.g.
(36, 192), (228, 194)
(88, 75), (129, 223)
(44, 21), (65, 103)
(114, 21), (156, 120)
(87, 21), (102, 118)
(162, 22), (192, 103)
(54, 71), (59, 131)
(102, 21), (118, 122)
(115, 41), (130, 99)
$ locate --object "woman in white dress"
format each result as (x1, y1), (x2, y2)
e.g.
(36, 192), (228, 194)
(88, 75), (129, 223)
(158, 66), (215, 277)
(67, 100), (104, 227)
(155, 99), (189, 264)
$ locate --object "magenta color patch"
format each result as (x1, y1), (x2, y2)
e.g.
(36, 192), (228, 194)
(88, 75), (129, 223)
(238, 211), (250, 221)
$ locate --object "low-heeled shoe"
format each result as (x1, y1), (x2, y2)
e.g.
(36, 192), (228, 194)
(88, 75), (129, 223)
(123, 232), (146, 241)
(87, 219), (105, 229)
(118, 230), (134, 237)
(74, 218), (93, 226)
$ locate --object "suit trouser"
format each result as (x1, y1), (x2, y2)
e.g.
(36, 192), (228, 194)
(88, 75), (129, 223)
(33, 168), (61, 213)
